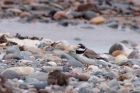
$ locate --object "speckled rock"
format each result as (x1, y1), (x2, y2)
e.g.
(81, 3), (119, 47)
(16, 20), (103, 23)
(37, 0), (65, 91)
(2, 67), (34, 76)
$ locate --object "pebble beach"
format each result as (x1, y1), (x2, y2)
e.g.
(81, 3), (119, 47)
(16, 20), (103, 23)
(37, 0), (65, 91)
(0, 0), (140, 93)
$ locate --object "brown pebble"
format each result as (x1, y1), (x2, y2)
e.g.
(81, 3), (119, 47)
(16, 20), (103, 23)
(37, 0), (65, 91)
(19, 46), (25, 51)
(90, 16), (106, 25)
(0, 35), (7, 44)
(76, 3), (98, 12)
(53, 11), (67, 20)
(112, 50), (123, 57)
(117, 74), (129, 81)
(47, 70), (68, 86)
(76, 74), (89, 81)
(39, 89), (50, 93)
(19, 12), (31, 18)
(0, 75), (13, 93)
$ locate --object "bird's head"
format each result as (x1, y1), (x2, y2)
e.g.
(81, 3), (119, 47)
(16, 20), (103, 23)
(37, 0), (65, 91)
(76, 43), (86, 54)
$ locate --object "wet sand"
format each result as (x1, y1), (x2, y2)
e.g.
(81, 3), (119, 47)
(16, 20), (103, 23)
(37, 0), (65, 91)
(0, 19), (140, 53)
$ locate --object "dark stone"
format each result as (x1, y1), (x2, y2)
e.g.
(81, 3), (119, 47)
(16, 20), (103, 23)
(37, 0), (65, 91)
(0, 35), (7, 44)
(63, 66), (72, 72)
(48, 9), (58, 18)
(30, 36), (40, 40)
(6, 41), (18, 46)
(128, 50), (140, 59)
(19, 83), (28, 89)
(15, 33), (28, 40)
(3, 0), (15, 5)
(58, 21), (69, 27)
(103, 72), (115, 80)
(47, 70), (68, 86)
(82, 11), (96, 20)
(32, 82), (48, 90)
(130, 25), (140, 30)
(19, 46), (25, 51)
(76, 3), (98, 12)
(70, 11), (83, 18)
(30, 4), (50, 11)
(109, 43), (123, 54)
(107, 21), (119, 29)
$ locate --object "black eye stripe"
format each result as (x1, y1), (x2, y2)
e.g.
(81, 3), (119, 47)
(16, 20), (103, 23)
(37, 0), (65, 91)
(76, 48), (86, 54)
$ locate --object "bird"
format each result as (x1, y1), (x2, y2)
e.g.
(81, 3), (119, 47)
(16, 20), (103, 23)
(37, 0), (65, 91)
(76, 43), (108, 62)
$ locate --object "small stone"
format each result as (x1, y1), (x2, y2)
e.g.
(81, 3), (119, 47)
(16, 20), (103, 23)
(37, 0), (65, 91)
(6, 41), (17, 46)
(42, 66), (63, 73)
(53, 11), (67, 20)
(109, 43), (123, 55)
(115, 54), (128, 64)
(3, 53), (21, 60)
(62, 66), (72, 72)
(107, 21), (119, 29)
(6, 45), (20, 54)
(47, 70), (68, 86)
(76, 3), (97, 12)
(108, 79), (120, 90)
(87, 65), (101, 73)
(103, 72), (115, 80)
(0, 35), (7, 44)
(19, 83), (28, 89)
(75, 74), (90, 81)
(90, 16), (106, 25)
(19, 12), (31, 18)
(58, 21), (69, 27)
(32, 82), (48, 90)
(70, 11), (83, 18)
(47, 61), (57, 66)
(2, 67), (34, 76)
(39, 88), (52, 93)
(128, 50), (140, 59)
(19, 51), (32, 60)
(78, 87), (94, 93)
(0, 75), (13, 93)
(7, 8), (22, 16)
(117, 74), (129, 81)
(0, 53), (5, 60)
(27, 72), (48, 81)
(112, 50), (123, 57)
(129, 0), (140, 6)
(23, 0), (36, 4)
(82, 11), (96, 20)
(1, 70), (20, 79)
